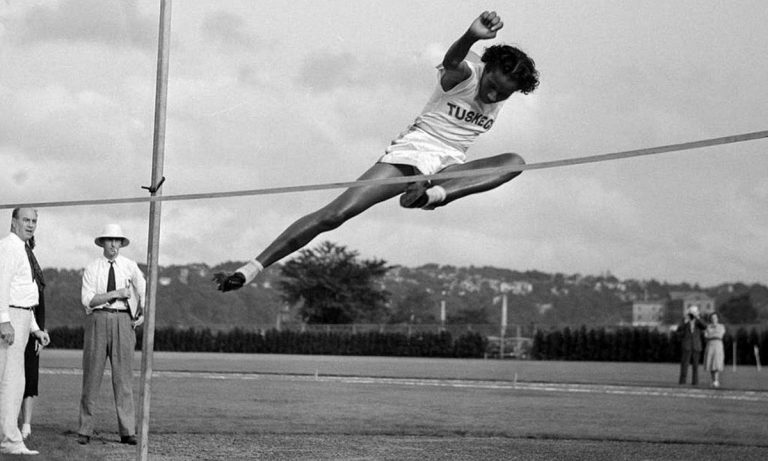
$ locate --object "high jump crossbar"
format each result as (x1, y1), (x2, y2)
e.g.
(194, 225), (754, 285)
(3, 129), (767, 211)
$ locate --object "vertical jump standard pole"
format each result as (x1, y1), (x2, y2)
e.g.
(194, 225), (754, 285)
(500, 294), (508, 359)
(137, 1), (171, 459)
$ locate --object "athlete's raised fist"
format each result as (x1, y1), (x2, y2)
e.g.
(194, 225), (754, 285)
(467, 11), (504, 40)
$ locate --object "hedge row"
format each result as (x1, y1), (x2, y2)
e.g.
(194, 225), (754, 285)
(48, 326), (488, 358)
(48, 325), (768, 363)
(531, 326), (768, 365)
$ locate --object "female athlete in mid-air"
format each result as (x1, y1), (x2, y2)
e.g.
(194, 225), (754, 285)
(215, 11), (539, 291)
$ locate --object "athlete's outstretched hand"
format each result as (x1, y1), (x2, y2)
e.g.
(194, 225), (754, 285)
(213, 271), (246, 292)
(467, 11), (504, 40)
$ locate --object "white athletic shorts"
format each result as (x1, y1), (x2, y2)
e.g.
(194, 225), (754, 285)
(378, 127), (466, 175)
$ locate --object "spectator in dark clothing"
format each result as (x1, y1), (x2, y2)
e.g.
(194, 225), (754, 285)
(678, 305), (706, 385)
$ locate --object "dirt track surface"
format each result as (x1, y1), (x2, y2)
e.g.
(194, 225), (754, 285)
(65, 433), (768, 461)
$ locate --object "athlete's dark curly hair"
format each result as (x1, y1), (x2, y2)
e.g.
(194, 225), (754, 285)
(481, 45), (540, 95)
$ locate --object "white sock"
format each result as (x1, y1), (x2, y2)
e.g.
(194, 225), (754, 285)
(423, 185), (447, 209)
(236, 259), (263, 285)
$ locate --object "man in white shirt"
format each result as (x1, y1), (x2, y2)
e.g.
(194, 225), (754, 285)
(0, 208), (51, 456)
(77, 224), (145, 446)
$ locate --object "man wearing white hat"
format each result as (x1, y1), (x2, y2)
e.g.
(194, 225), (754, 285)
(678, 305), (706, 386)
(77, 224), (145, 446)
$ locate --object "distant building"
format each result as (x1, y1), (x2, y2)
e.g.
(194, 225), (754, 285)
(632, 300), (665, 327)
(458, 279), (480, 293)
(501, 281), (533, 295)
(632, 291), (716, 326)
(668, 291), (715, 317)
(179, 267), (189, 285)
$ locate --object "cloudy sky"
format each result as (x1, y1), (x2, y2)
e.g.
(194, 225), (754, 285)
(2, 0), (767, 286)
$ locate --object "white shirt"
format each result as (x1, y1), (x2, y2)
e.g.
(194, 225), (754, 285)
(81, 254), (146, 316)
(0, 232), (41, 329)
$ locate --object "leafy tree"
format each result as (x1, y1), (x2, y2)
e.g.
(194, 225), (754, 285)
(389, 284), (436, 324)
(447, 307), (489, 325)
(719, 294), (758, 324)
(278, 241), (391, 324)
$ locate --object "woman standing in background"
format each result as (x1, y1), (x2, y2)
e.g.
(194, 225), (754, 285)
(704, 313), (726, 388)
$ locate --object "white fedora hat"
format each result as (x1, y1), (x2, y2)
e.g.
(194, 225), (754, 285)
(94, 224), (130, 248)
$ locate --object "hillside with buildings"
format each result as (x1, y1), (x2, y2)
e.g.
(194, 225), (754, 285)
(41, 263), (768, 331)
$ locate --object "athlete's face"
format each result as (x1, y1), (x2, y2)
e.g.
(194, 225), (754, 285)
(477, 65), (521, 104)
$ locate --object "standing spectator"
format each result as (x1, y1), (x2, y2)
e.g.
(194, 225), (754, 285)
(703, 312), (726, 388)
(678, 305), (706, 386)
(20, 234), (47, 440)
(77, 224), (145, 446)
(0, 208), (51, 456)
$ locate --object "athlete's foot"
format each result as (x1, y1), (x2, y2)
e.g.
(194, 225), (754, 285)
(213, 259), (263, 292)
(213, 272), (246, 292)
(399, 182), (431, 209)
(400, 182), (447, 210)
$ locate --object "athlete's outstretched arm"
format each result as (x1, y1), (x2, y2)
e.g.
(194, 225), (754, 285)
(441, 11), (504, 91)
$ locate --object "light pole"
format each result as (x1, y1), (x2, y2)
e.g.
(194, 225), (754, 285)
(440, 291), (446, 333)
(499, 293), (508, 359)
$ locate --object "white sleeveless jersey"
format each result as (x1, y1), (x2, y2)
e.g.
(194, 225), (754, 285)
(411, 60), (504, 153)
(380, 59), (506, 175)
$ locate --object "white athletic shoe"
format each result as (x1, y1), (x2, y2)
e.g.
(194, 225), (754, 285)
(236, 259), (263, 285)
(0, 444), (39, 455)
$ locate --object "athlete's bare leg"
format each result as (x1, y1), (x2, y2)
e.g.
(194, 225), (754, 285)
(214, 163), (414, 291)
(435, 152), (525, 204)
(215, 154), (523, 290)
(256, 163), (413, 267)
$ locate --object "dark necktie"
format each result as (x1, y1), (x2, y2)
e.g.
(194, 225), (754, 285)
(25, 241), (46, 328)
(107, 261), (116, 292)
(25, 243), (45, 287)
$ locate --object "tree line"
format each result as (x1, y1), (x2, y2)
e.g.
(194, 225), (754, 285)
(47, 326), (487, 358)
(531, 325), (768, 365)
(46, 323), (768, 364)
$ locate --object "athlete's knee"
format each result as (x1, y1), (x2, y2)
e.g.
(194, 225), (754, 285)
(499, 152), (525, 180)
(501, 152), (525, 165)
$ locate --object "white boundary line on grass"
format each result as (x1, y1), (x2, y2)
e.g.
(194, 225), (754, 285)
(43, 368), (768, 402)
(306, 375), (768, 402)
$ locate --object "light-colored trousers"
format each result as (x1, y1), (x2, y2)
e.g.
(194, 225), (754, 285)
(0, 308), (32, 451)
(78, 311), (136, 437)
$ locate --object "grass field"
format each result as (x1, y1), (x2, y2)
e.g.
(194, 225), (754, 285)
(12, 350), (768, 460)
